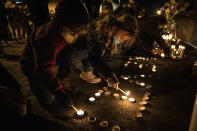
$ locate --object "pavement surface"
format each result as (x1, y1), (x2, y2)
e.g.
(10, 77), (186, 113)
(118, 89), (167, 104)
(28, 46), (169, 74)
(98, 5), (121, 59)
(0, 40), (197, 131)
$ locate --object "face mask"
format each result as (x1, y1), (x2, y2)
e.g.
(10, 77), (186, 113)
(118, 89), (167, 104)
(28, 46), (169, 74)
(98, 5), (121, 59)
(113, 35), (120, 45)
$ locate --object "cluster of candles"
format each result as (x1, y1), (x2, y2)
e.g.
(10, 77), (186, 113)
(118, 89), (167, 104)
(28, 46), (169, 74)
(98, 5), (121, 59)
(152, 65), (157, 72)
(170, 44), (186, 59)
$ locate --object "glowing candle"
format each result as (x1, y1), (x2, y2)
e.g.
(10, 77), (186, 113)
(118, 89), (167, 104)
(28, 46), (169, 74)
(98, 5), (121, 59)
(152, 68), (156, 72)
(136, 112), (143, 119)
(139, 64), (143, 68)
(126, 91), (130, 96)
(105, 91), (111, 96)
(89, 97), (95, 102)
(135, 81), (140, 85)
(129, 97), (136, 103)
(144, 92), (151, 97)
(123, 77), (128, 80)
(134, 62), (137, 65)
(77, 110), (84, 115)
(140, 101), (148, 105)
(140, 82), (145, 87)
(146, 84), (152, 89)
(139, 106), (146, 111)
(143, 96), (149, 101)
(98, 90), (104, 94)
(95, 93), (101, 97)
(113, 93), (119, 98)
(140, 74), (145, 78)
(161, 53), (165, 58)
(103, 87), (108, 91)
(121, 96), (127, 100)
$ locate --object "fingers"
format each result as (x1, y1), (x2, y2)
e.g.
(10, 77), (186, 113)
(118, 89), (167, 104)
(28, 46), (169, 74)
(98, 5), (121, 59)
(113, 83), (119, 90)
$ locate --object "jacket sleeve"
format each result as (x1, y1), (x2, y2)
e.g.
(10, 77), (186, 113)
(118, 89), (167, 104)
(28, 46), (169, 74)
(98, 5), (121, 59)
(88, 40), (118, 83)
(32, 37), (62, 91)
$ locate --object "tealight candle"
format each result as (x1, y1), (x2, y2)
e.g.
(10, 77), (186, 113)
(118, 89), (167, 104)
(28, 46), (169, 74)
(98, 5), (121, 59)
(98, 90), (104, 94)
(139, 106), (146, 111)
(144, 92), (151, 97)
(136, 112), (143, 119)
(140, 74), (145, 78)
(140, 82), (145, 87)
(77, 110), (84, 116)
(161, 53), (165, 58)
(121, 96), (127, 100)
(113, 93), (119, 98)
(112, 126), (120, 131)
(123, 77), (128, 80)
(105, 91), (111, 96)
(139, 64), (143, 68)
(135, 81), (140, 85)
(152, 69), (156, 72)
(146, 84), (152, 89)
(129, 97), (136, 103)
(143, 96), (149, 101)
(89, 97), (95, 102)
(95, 93), (101, 97)
(134, 62), (137, 65)
(139, 101), (148, 105)
(103, 87), (108, 91)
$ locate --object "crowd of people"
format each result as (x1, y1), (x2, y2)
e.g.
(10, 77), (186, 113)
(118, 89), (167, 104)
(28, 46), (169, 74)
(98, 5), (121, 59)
(0, 0), (196, 121)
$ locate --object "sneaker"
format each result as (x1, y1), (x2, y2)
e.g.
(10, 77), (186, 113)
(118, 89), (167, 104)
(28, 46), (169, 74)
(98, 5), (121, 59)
(80, 71), (101, 83)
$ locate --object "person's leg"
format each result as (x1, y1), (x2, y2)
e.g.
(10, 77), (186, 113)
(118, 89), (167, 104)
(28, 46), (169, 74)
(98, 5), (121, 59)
(0, 63), (21, 92)
(27, 73), (55, 105)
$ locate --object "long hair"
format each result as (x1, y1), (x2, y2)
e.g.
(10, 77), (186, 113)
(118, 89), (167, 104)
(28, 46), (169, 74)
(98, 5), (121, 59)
(91, 11), (138, 54)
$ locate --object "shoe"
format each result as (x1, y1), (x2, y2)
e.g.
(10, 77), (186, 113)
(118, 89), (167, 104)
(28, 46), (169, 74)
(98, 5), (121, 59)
(80, 71), (101, 83)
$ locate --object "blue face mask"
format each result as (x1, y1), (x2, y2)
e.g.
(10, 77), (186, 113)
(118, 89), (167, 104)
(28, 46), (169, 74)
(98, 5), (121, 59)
(113, 35), (120, 45)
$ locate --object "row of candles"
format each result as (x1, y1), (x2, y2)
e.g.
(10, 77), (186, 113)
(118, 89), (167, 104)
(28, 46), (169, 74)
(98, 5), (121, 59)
(72, 56), (155, 121)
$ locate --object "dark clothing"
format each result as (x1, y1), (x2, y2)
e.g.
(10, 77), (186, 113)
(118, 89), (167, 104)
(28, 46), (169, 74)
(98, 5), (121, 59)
(59, 35), (118, 83)
(20, 21), (68, 92)
(128, 16), (170, 56)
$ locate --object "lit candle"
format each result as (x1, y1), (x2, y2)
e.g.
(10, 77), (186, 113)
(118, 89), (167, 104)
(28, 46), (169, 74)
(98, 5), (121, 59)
(139, 64), (143, 68)
(135, 81), (140, 85)
(121, 96), (127, 100)
(105, 91), (111, 96)
(77, 110), (84, 116)
(134, 62), (137, 65)
(143, 96), (149, 101)
(123, 77), (128, 80)
(140, 82), (145, 87)
(136, 112), (143, 119)
(152, 68), (156, 72)
(95, 93), (101, 97)
(129, 97), (136, 103)
(126, 91), (130, 96)
(140, 74), (145, 78)
(113, 93), (119, 98)
(89, 97), (95, 102)
(139, 101), (148, 105)
(139, 106), (146, 111)
(146, 84), (152, 89)
(98, 90), (104, 94)
(144, 92), (151, 97)
(161, 53), (165, 58)
(103, 87), (108, 91)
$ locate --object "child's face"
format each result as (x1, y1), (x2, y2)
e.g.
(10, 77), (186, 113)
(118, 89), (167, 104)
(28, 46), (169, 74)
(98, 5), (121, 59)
(116, 29), (132, 44)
